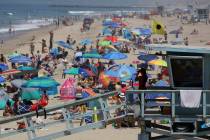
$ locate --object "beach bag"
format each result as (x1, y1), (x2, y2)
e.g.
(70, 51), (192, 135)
(18, 102), (31, 114)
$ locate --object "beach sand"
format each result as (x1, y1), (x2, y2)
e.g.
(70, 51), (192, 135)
(1, 15), (210, 140)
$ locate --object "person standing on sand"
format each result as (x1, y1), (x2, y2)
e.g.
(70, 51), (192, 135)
(49, 31), (53, 51)
(184, 37), (189, 46)
(30, 42), (35, 55)
(41, 39), (47, 54)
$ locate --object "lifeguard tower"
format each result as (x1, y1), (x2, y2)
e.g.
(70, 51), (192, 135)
(195, 7), (209, 24)
(127, 44), (210, 139)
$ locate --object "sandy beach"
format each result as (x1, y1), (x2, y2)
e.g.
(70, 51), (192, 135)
(1, 14), (210, 140)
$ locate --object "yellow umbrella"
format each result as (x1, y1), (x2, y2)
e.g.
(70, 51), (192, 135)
(148, 59), (167, 67)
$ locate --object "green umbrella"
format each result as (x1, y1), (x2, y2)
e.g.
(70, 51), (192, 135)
(98, 41), (111, 47)
(82, 53), (102, 59)
(22, 77), (60, 89)
(21, 88), (41, 100)
(64, 67), (79, 75)
(17, 66), (36, 71)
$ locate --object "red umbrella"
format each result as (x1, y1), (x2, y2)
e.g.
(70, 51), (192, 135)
(105, 36), (118, 43)
(0, 69), (21, 75)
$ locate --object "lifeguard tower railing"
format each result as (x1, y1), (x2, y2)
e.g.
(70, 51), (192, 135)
(126, 90), (210, 140)
(0, 91), (127, 140)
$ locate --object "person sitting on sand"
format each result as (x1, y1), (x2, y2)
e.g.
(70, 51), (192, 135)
(3, 100), (14, 117)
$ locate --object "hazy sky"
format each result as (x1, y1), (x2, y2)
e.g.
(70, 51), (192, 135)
(0, 0), (209, 7)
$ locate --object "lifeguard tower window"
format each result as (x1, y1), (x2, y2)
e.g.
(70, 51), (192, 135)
(197, 9), (209, 20)
(170, 56), (203, 88)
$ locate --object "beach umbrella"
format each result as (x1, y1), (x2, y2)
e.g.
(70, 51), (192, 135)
(17, 66), (36, 71)
(131, 28), (152, 36)
(148, 59), (167, 67)
(64, 67), (81, 75)
(9, 56), (32, 64)
(105, 65), (136, 81)
(0, 90), (9, 110)
(22, 77), (60, 89)
(64, 67), (93, 77)
(21, 88), (41, 100)
(8, 53), (21, 59)
(80, 39), (93, 46)
(103, 52), (127, 60)
(0, 64), (9, 71)
(55, 41), (73, 49)
(138, 54), (158, 62)
(82, 52), (102, 59)
(0, 69), (21, 75)
(102, 27), (112, 36)
(0, 76), (5, 84)
(11, 79), (27, 88)
(105, 36), (118, 43)
(112, 42), (122, 46)
(98, 40), (111, 47)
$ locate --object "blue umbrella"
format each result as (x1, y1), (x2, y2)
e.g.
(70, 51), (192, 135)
(9, 56), (32, 64)
(80, 39), (93, 46)
(138, 54), (158, 62)
(105, 65), (136, 81)
(112, 42), (122, 46)
(55, 41), (73, 49)
(0, 76), (5, 84)
(17, 66), (36, 71)
(132, 28), (152, 36)
(0, 64), (9, 71)
(103, 52), (127, 60)
(102, 27), (112, 36)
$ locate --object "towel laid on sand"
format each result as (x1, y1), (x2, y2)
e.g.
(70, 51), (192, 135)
(180, 90), (202, 108)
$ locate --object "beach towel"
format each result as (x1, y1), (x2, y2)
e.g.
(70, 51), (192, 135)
(180, 90), (202, 108)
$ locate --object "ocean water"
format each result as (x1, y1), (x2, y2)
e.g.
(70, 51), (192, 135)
(0, 2), (151, 40)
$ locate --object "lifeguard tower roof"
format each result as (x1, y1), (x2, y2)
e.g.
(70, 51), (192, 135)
(145, 44), (210, 54)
